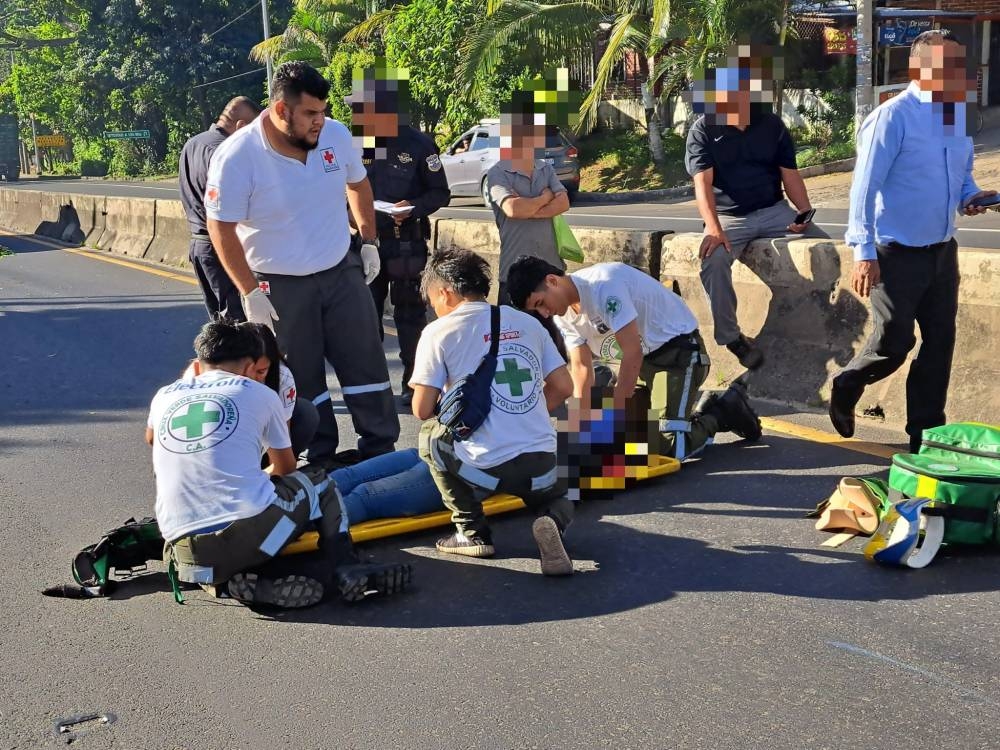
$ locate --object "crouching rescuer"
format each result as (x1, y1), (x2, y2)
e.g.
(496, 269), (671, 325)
(149, 319), (411, 608)
(506, 257), (762, 462)
(409, 250), (578, 575)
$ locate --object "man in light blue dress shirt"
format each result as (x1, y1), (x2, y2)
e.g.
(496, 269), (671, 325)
(830, 30), (995, 452)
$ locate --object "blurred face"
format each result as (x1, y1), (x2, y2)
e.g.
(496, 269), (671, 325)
(275, 92), (327, 150)
(523, 275), (572, 318)
(501, 119), (547, 161)
(250, 355), (272, 384)
(352, 101), (401, 138)
(910, 38), (971, 103)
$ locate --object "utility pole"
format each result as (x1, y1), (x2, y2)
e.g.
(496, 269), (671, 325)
(29, 113), (41, 174)
(855, 0), (875, 131)
(260, 0), (273, 98)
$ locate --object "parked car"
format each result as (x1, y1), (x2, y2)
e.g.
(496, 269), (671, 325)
(439, 119), (580, 206)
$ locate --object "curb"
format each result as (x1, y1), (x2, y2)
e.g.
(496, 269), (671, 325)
(797, 157), (856, 179)
(574, 185), (693, 204)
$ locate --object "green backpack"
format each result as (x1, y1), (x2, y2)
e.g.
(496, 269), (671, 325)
(888, 423), (1000, 546)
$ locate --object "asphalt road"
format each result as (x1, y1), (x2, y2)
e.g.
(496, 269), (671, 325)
(1, 232), (999, 749)
(6, 178), (1000, 250)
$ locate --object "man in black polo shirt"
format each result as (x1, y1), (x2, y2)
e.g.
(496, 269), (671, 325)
(179, 96), (262, 320)
(685, 48), (816, 370)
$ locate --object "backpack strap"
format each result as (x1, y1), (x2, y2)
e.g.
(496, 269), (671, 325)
(488, 305), (500, 358)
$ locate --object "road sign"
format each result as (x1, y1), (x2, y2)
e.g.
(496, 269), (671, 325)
(103, 130), (150, 140)
(35, 134), (66, 148)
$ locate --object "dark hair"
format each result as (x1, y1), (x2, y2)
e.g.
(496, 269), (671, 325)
(506, 255), (565, 309)
(249, 323), (283, 392)
(911, 29), (955, 57)
(420, 250), (491, 300)
(194, 318), (264, 365)
(271, 61), (331, 105)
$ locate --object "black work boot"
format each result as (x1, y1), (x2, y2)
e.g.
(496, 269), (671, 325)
(726, 334), (765, 371)
(829, 374), (863, 439)
(334, 562), (413, 602)
(699, 383), (762, 441)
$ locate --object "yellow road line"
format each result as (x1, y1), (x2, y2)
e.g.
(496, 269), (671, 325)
(760, 417), (897, 461)
(64, 247), (197, 286)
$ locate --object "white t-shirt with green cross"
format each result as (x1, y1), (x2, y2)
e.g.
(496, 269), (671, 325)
(554, 262), (698, 365)
(411, 301), (565, 469)
(147, 370), (291, 542)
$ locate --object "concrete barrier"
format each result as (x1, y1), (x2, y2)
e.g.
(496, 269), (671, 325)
(147, 199), (192, 268)
(434, 218), (666, 300)
(660, 233), (1000, 425)
(0, 187), (45, 235)
(96, 196), (155, 259)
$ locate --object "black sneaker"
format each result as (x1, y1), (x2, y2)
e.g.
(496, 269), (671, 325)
(436, 532), (495, 558)
(532, 516), (573, 576)
(227, 572), (325, 609)
(335, 562), (412, 603)
(715, 382), (763, 441)
(725, 334), (764, 371)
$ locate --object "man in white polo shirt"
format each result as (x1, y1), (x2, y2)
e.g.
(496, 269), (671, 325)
(206, 61), (399, 466)
(507, 257), (763, 460)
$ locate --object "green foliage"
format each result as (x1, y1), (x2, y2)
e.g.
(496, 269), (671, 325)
(3, 0), (288, 176)
(0, 244), (12, 258)
(794, 63), (855, 150)
(577, 127), (688, 191)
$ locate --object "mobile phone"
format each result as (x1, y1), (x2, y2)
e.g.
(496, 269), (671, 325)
(793, 208), (816, 225)
(970, 194), (1000, 208)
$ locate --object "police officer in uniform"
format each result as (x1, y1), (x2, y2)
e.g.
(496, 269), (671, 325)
(178, 96), (262, 319)
(349, 65), (451, 405)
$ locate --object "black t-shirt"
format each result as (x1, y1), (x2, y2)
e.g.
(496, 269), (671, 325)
(363, 125), (451, 240)
(684, 113), (798, 216)
(178, 125), (227, 234)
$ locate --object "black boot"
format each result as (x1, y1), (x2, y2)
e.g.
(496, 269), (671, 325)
(322, 531), (412, 602)
(696, 383), (762, 441)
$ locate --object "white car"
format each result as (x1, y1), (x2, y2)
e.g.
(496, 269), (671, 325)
(439, 120), (580, 206)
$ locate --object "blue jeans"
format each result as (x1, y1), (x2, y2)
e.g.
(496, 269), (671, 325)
(330, 448), (443, 524)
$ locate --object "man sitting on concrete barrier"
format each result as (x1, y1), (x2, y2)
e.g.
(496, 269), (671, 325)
(507, 257), (762, 461)
(149, 318), (411, 608)
(685, 44), (817, 371)
(178, 96), (262, 320)
(410, 250), (577, 575)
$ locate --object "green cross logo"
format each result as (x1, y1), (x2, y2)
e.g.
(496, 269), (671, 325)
(170, 401), (222, 439)
(605, 296), (622, 317)
(494, 358), (533, 397)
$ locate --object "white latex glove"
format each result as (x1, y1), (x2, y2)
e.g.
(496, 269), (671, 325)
(241, 288), (279, 332)
(360, 243), (381, 285)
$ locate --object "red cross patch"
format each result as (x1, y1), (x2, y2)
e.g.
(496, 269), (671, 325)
(205, 184), (220, 210)
(320, 147), (340, 172)
(258, 281), (271, 295)
(285, 386), (296, 405)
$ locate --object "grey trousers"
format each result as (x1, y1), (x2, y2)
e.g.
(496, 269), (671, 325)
(701, 201), (798, 345)
(257, 251), (400, 461)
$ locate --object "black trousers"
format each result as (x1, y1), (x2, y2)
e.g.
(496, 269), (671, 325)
(834, 239), (959, 447)
(189, 237), (244, 321)
(369, 239), (428, 389)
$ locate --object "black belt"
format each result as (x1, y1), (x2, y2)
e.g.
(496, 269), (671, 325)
(646, 330), (701, 358)
(883, 239), (953, 252)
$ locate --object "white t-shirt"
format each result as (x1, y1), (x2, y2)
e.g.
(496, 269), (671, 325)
(147, 370), (292, 542)
(410, 302), (565, 468)
(183, 360), (297, 421)
(205, 113), (367, 275)
(554, 262), (698, 363)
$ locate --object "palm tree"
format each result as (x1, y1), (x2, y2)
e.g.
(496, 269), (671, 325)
(250, 0), (401, 67)
(459, 0), (676, 163)
(461, 0), (783, 164)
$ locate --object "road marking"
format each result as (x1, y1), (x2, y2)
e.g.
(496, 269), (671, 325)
(760, 417), (897, 460)
(63, 246), (198, 286)
(827, 641), (998, 706)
